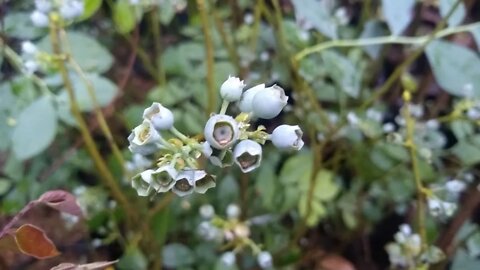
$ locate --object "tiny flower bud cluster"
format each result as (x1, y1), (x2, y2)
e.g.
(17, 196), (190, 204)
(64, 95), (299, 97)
(386, 224), (444, 268)
(31, 0), (84, 27)
(196, 203), (273, 269)
(127, 76), (303, 197)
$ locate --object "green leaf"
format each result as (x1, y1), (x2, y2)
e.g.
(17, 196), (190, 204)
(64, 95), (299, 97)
(381, 0), (415, 35)
(313, 170), (339, 201)
(38, 31), (114, 73)
(298, 195), (326, 227)
(113, 1), (136, 34)
(12, 97), (57, 160)
(80, 0), (103, 20)
(279, 151), (313, 185)
(426, 40), (480, 97)
(58, 74), (118, 112)
(451, 120), (474, 140)
(321, 51), (361, 98)
(162, 243), (195, 268)
(4, 12), (45, 39)
(451, 249), (480, 270)
(158, 0), (176, 25)
(291, 0), (337, 38)
(360, 20), (389, 59)
(451, 140), (480, 166)
(117, 248), (147, 270)
(439, 0), (466, 27)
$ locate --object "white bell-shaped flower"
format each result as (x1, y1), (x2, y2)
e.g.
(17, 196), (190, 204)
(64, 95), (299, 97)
(251, 85), (288, 119)
(128, 120), (162, 155)
(173, 169), (215, 196)
(143, 102), (174, 131)
(270, 125), (304, 151)
(142, 165), (178, 193)
(238, 84), (265, 113)
(233, 139), (262, 173)
(131, 173), (153, 197)
(34, 0), (52, 13)
(220, 76), (245, 102)
(204, 114), (239, 149)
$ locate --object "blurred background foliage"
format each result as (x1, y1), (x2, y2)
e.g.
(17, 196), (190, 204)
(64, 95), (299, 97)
(1, 0), (480, 269)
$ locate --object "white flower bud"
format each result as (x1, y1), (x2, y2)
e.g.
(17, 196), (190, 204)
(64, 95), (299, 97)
(199, 204), (215, 219)
(128, 120), (162, 155)
(226, 203), (240, 219)
(21, 41), (37, 55)
(238, 84), (265, 113)
(143, 102), (174, 130)
(233, 139), (262, 173)
(31, 11), (49, 27)
(270, 125), (304, 151)
(251, 85), (288, 119)
(257, 251), (273, 269)
(34, 0), (52, 13)
(221, 251), (236, 266)
(220, 76), (245, 102)
(204, 114), (239, 149)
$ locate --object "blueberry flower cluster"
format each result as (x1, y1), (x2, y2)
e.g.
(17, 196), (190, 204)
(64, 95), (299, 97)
(31, 0), (84, 27)
(386, 224), (444, 268)
(197, 204), (273, 269)
(127, 76), (303, 197)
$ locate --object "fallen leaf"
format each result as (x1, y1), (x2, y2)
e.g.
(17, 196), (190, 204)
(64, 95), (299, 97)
(15, 224), (60, 259)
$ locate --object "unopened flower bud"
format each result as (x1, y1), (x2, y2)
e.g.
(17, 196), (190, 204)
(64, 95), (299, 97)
(270, 125), (304, 151)
(143, 102), (174, 131)
(233, 139), (262, 173)
(204, 114), (239, 149)
(238, 84), (265, 113)
(220, 76), (245, 102)
(251, 85), (288, 119)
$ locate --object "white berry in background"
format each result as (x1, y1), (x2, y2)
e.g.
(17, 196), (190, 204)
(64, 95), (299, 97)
(204, 114), (239, 149)
(251, 85), (288, 119)
(30, 10), (49, 27)
(226, 203), (240, 219)
(257, 251), (273, 269)
(445, 179), (466, 193)
(143, 102), (174, 130)
(24, 60), (39, 75)
(59, 0), (84, 20)
(233, 139), (262, 173)
(270, 125), (304, 151)
(21, 41), (37, 55)
(199, 204), (215, 219)
(238, 84), (265, 113)
(34, 0), (52, 13)
(220, 76), (245, 102)
(221, 251), (236, 266)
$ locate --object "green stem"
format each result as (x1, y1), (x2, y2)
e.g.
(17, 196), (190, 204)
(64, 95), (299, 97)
(197, 0), (216, 115)
(170, 126), (190, 143)
(219, 100), (230, 115)
(48, 15), (136, 224)
(67, 48), (126, 169)
(403, 93), (427, 247)
(212, 7), (242, 75)
(295, 21), (480, 61)
(150, 8), (166, 86)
